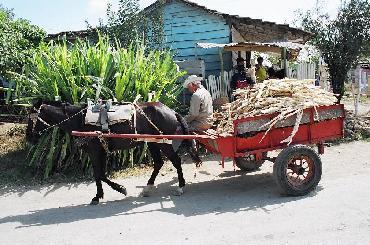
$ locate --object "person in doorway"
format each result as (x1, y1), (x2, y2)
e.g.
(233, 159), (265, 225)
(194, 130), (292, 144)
(229, 57), (255, 100)
(183, 75), (213, 132)
(255, 56), (268, 82)
(230, 57), (254, 91)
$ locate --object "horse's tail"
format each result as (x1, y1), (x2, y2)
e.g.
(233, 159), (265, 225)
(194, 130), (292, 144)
(175, 113), (189, 135)
(175, 113), (202, 165)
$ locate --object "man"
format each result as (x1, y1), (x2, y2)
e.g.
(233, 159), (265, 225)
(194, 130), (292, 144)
(255, 56), (268, 82)
(183, 75), (213, 132)
(230, 57), (254, 92)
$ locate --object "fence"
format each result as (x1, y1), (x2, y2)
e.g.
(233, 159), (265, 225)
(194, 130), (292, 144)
(287, 62), (316, 80)
(204, 71), (232, 100)
(205, 63), (317, 99)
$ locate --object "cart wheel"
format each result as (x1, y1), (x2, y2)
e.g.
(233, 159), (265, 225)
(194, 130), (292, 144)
(273, 145), (322, 196)
(235, 152), (267, 171)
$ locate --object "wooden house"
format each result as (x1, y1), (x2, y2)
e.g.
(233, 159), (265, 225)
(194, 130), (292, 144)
(144, 0), (312, 77)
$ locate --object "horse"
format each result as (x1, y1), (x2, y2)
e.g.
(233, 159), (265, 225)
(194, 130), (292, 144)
(26, 101), (201, 205)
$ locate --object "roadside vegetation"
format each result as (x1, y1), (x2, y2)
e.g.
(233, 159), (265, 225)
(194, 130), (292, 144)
(1, 0), (369, 184)
(0, 2), (185, 181)
(0, 5), (45, 79)
(8, 34), (185, 179)
(297, 0), (370, 103)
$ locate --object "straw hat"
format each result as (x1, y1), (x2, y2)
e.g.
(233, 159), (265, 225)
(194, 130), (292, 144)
(183, 75), (203, 88)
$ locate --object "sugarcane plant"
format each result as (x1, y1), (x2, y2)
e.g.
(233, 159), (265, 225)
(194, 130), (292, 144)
(11, 34), (185, 178)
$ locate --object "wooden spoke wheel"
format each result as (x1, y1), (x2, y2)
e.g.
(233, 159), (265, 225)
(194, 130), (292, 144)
(273, 145), (322, 196)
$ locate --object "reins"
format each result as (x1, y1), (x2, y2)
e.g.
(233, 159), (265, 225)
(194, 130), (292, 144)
(35, 107), (87, 136)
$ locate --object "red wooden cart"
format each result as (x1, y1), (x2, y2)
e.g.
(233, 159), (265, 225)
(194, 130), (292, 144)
(72, 104), (345, 196)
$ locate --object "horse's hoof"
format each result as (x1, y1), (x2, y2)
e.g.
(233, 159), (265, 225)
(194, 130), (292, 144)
(172, 187), (184, 196)
(90, 197), (99, 205)
(119, 186), (127, 196)
(195, 161), (203, 168)
(141, 185), (155, 197)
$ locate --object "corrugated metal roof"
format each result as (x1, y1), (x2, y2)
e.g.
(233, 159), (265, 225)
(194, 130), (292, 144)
(196, 41), (304, 54)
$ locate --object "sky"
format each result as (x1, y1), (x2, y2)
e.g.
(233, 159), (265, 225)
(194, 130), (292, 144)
(0, 0), (343, 34)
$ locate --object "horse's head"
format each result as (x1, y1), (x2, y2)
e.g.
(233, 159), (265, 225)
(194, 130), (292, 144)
(26, 101), (85, 144)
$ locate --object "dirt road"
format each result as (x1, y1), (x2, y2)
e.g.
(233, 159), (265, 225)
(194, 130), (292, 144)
(1, 141), (370, 245)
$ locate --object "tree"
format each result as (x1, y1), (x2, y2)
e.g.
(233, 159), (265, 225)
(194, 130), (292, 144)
(0, 5), (45, 79)
(298, 0), (370, 102)
(87, 0), (164, 49)
(106, 0), (141, 48)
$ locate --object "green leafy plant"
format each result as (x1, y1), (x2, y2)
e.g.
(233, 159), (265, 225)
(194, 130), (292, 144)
(11, 34), (185, 178)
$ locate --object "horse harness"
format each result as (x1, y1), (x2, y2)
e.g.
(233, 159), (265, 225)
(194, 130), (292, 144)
(96, 103), (166, 155)
(86, 101), (168, 154)
(34, 102), (166, 154)
(33, 105), (87, 136)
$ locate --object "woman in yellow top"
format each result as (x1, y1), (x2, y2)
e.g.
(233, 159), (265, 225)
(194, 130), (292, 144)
(255, 56), (268, 82)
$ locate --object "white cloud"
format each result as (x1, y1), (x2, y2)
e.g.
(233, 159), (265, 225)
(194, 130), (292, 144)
(87, 0), (110, 15)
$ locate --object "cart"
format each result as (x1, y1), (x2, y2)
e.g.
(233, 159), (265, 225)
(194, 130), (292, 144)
(72, 104), (345, 196)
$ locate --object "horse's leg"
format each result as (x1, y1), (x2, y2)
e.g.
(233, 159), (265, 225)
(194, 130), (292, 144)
(95, 146), (127, 195)
(86, 143), (105, 205)
(101, 177), (127, 196)
(159, 144), (185, 196)
(87, 144), (127, 203)
(142, 143), (164, 197)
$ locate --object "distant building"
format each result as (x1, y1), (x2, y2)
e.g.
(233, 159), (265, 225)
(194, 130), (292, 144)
(353, 62), (370, 95)
(144, 0), (312, 76)
(47, 0), (312, 77)
(45, 30), (90, 43)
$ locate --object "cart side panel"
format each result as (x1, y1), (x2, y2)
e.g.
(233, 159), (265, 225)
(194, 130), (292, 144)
(234, 104), (344, 153)
(310, 117), (344, 140)
(235, 117), (344, 153)
(235, 125), (310, 152)
(198, 137), (235, 158)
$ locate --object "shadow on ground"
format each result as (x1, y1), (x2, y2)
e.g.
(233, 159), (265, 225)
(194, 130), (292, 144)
(0, 169), (321, 228)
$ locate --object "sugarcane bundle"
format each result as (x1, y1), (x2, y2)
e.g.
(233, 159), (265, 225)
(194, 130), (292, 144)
(208, 79), (337, 144)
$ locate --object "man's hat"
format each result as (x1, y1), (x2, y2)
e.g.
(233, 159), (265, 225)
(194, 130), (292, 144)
(183, 75), (203, 88)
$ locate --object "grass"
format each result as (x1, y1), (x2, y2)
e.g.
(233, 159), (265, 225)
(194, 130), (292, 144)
(0, 125), (34, 186)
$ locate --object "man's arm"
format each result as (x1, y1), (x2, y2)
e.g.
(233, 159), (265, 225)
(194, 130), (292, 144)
(185, 93), (201, 123)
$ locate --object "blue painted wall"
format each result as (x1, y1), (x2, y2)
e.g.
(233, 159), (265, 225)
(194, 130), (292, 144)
(162, 0), (232, 76)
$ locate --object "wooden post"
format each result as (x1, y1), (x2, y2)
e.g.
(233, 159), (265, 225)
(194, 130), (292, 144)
(245, 51), (251, 67)
(195, 44), (198, 59)
(281, 47), (288, 78)
(219, 48), (225, 91)
(355, 67), (361, 116)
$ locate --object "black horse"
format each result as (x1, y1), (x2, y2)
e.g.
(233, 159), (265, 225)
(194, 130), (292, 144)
(26, 101), (201, 205)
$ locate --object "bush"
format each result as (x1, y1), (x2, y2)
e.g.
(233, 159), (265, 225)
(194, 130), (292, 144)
(11, 34), (185, 178)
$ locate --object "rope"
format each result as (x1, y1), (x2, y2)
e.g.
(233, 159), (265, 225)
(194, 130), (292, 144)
(97, 131), (111, 155)
(132, 102), (163, 135)
(36, 107), (87, 136)
(35, 102), (162, 154)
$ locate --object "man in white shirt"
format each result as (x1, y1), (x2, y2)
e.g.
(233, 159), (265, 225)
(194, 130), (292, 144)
(183, 75), (213, 132)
